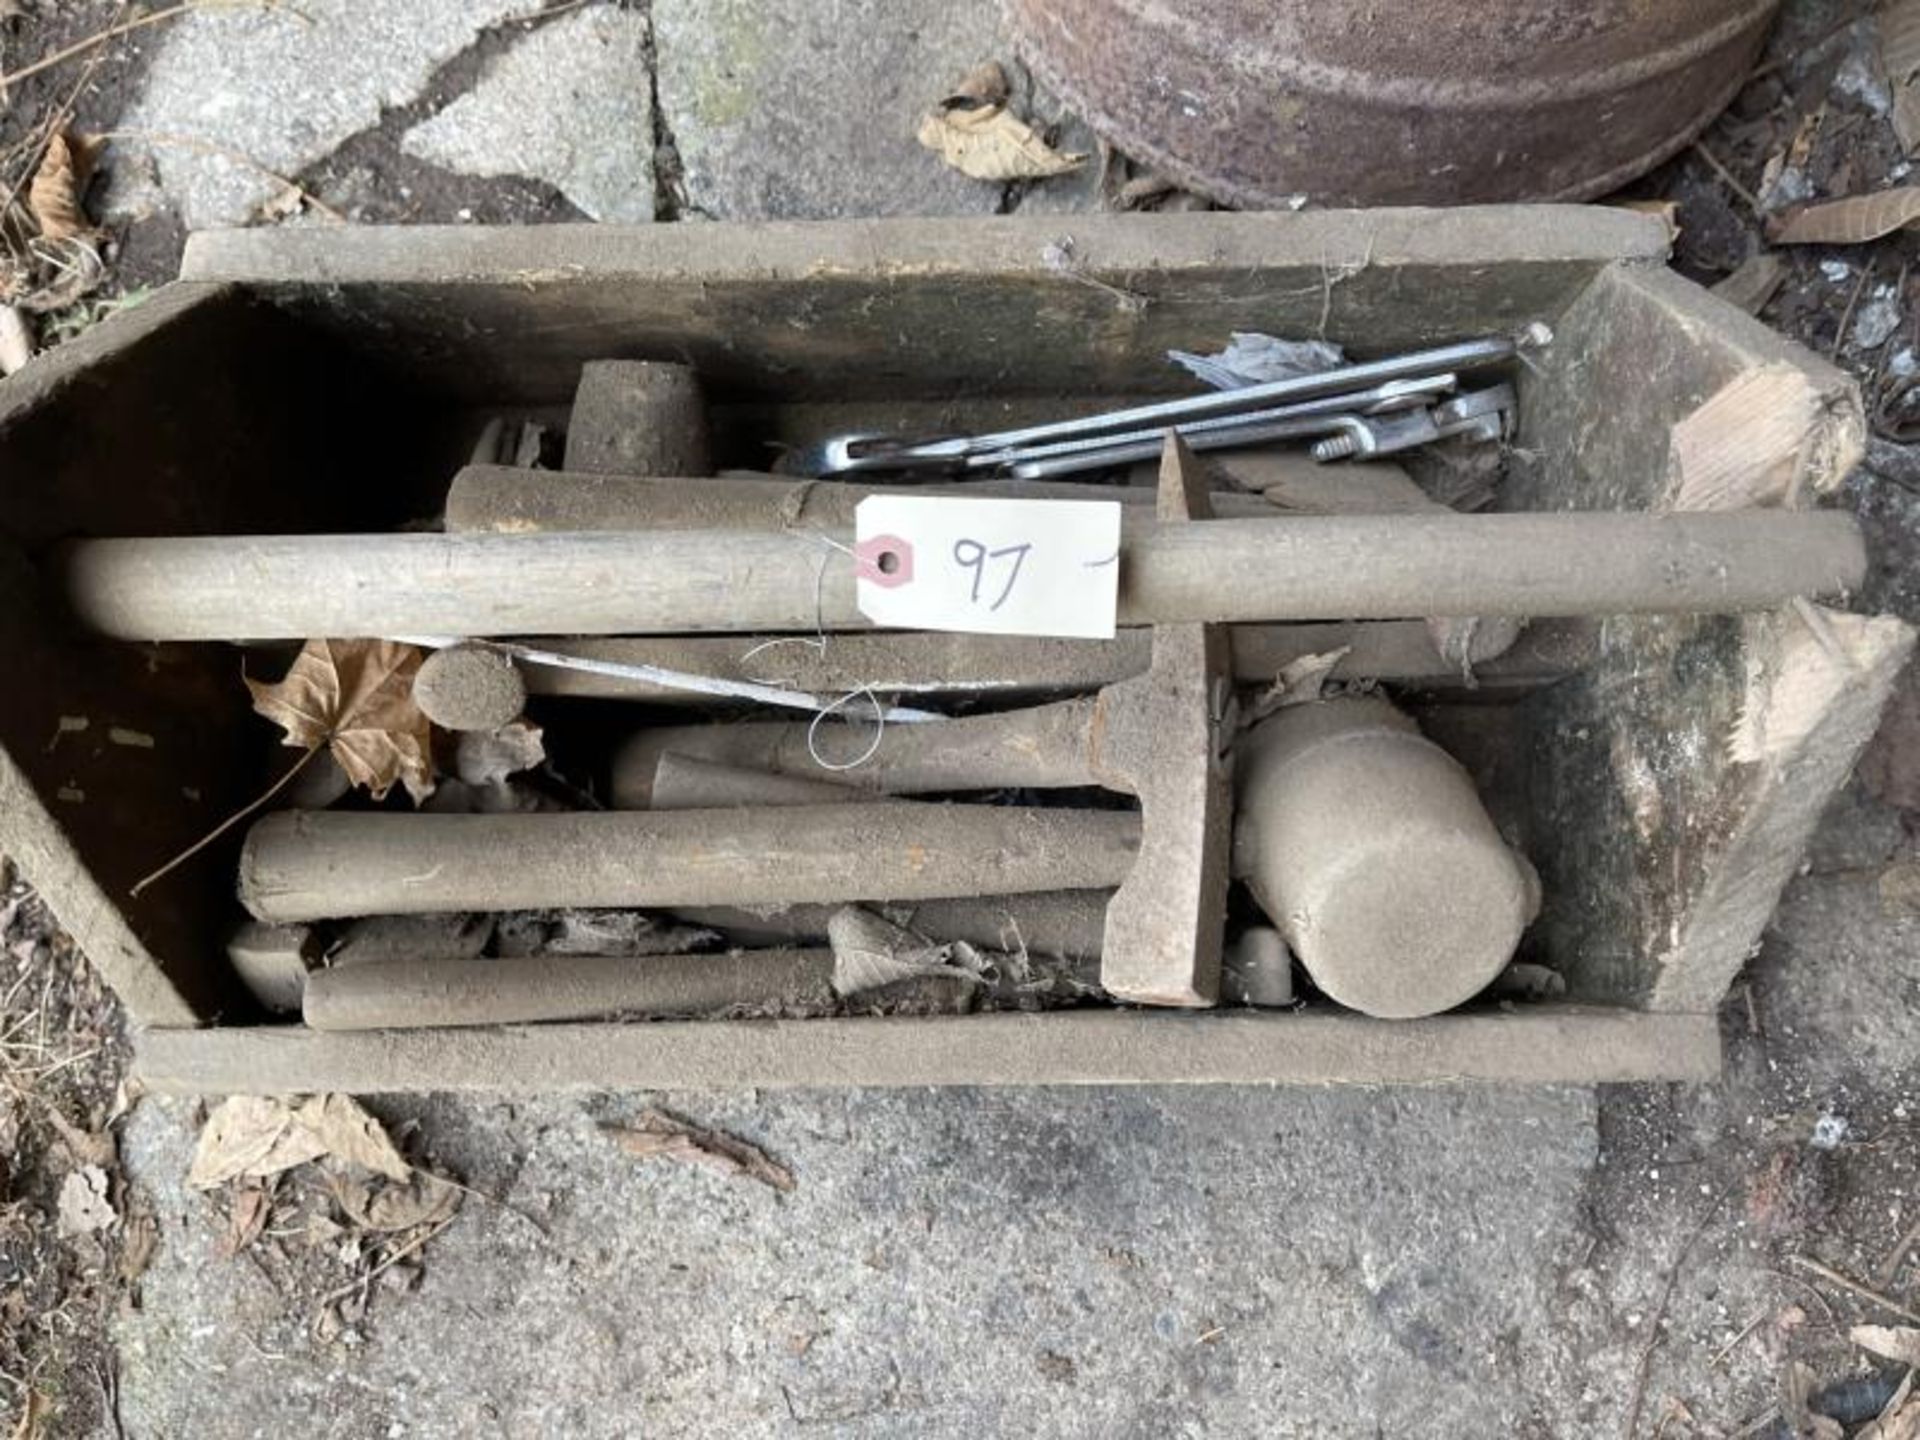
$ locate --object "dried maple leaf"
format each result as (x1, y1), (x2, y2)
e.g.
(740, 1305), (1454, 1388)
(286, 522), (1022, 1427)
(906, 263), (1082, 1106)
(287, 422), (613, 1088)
(247, 639), (435, 803)
(27, 131), (104, 242)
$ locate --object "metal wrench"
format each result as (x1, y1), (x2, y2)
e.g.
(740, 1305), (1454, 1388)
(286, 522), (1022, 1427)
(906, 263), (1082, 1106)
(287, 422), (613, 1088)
(978, 374), (1453, 476)
(784, 333), (1528, 476)
(1001, 378), (1455, 481)
(1309, 385), (1515, 462)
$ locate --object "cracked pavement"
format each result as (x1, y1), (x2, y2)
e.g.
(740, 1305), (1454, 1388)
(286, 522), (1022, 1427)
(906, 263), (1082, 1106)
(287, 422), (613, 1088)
(95, 0), (1086, 248)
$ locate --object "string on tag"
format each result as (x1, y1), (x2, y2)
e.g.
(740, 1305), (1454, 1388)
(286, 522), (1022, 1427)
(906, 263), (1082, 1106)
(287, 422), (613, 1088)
(738, 531), (924, 772)
(805, 685), (889, 772)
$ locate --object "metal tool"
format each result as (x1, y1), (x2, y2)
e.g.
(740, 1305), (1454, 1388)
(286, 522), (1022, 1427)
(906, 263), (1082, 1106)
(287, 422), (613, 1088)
(1013, 381), (1513, 478)
(1311, 384), (1515, 461)
(995, 375), (1453, 480)
(785, 334), (1525, 476)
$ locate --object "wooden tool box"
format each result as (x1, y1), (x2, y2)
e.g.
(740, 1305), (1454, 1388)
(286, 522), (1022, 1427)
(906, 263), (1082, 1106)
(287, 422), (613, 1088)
(0, 209), (1906, 1092)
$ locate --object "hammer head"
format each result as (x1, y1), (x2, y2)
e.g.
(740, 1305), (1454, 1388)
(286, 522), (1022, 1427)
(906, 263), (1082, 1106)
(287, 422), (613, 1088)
(1093, 434), (1232, 1006)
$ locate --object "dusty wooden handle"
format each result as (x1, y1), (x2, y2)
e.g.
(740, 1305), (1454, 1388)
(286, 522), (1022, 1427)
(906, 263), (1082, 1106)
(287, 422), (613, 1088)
(239, 804), (1142, 922)
(617, 697), (1102, 806)
(64, 512), (1866, 640)
(303, 950), (835, 1030)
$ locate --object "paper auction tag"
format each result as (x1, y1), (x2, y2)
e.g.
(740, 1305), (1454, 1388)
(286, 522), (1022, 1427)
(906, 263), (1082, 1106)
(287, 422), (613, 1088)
(853, 495), (1123, 639)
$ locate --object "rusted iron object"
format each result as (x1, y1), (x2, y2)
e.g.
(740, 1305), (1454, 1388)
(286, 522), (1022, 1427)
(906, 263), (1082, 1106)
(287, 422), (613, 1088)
(1006, 0), (1780, 206)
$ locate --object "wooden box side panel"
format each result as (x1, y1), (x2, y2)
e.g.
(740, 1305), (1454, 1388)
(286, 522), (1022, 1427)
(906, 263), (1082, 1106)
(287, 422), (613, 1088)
(0, 286), (457, 1024)
(180, 210), (1664, 405)
(134, 1005), (1721, 1094)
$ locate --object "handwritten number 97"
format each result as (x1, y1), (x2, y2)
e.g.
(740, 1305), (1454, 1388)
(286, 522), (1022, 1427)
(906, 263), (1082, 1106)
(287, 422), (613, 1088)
(952, 538), (1033, 611)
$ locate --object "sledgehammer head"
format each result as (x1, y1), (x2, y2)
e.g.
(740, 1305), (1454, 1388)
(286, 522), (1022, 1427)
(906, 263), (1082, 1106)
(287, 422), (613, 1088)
(1092, 435), (1232, 1007)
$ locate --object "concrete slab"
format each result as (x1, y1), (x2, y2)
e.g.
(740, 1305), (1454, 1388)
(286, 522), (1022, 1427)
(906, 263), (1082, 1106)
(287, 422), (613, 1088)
(402, 7), (656, 224)
(654, 0), (1036, 219)
(103, 0), (525, 230)
(115, 1085), (1599, 1437)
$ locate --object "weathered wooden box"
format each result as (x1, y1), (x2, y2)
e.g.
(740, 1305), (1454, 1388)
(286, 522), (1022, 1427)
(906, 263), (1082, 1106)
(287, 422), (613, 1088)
(0, 209), (1907, 1093)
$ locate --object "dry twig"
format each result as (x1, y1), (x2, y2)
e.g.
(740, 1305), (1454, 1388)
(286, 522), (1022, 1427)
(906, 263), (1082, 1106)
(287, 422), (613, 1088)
(129, 746), (319, 897)
(1877, 1215), (1920, 1290)
(1692, 143), (1760, 215)
(0, 2), (253, 90)
(1787, 1254), (1920, 1325)
(88, 131), (346, 222)
(1834, 256), (1878, 355)
(318, 1212), (458, 1308)
(1625, 1202), (1719, 1440)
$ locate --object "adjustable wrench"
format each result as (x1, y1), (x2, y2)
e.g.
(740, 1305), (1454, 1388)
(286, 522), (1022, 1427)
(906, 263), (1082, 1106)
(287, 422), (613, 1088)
(1309, 385), (1515, 462)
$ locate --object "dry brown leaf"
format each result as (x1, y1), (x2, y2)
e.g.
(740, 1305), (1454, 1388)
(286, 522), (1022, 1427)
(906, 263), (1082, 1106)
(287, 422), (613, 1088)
(917, 104), (1085, 182)
(253, 183), (306, 224)
(1770, 187), (1920, 244)
(189, 1093), (410, 1188)
(453, 718), (545, 787)
(247, 639), (435, 803)
(1854, 1323), (1920, 1366)
(1243, 647), (1351, 726)
(55, 1165), (115, 1238)
(219, 1184), (271, 1257)
(604, 1109), (795, 1192)
(27, 131), (103, 242)
(329, 1171), (459, 1232)
(293, 1094), (411, 1182)
(1883, 0), (1920, 153)
(42, 1104), (114, 1170)
(189, 1096), (321, 1188)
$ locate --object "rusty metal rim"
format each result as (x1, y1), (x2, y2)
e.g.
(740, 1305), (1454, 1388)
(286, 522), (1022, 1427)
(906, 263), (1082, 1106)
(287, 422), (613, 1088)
(1017, 41), (1757, 208)
(1120, 0), (1777, 111)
